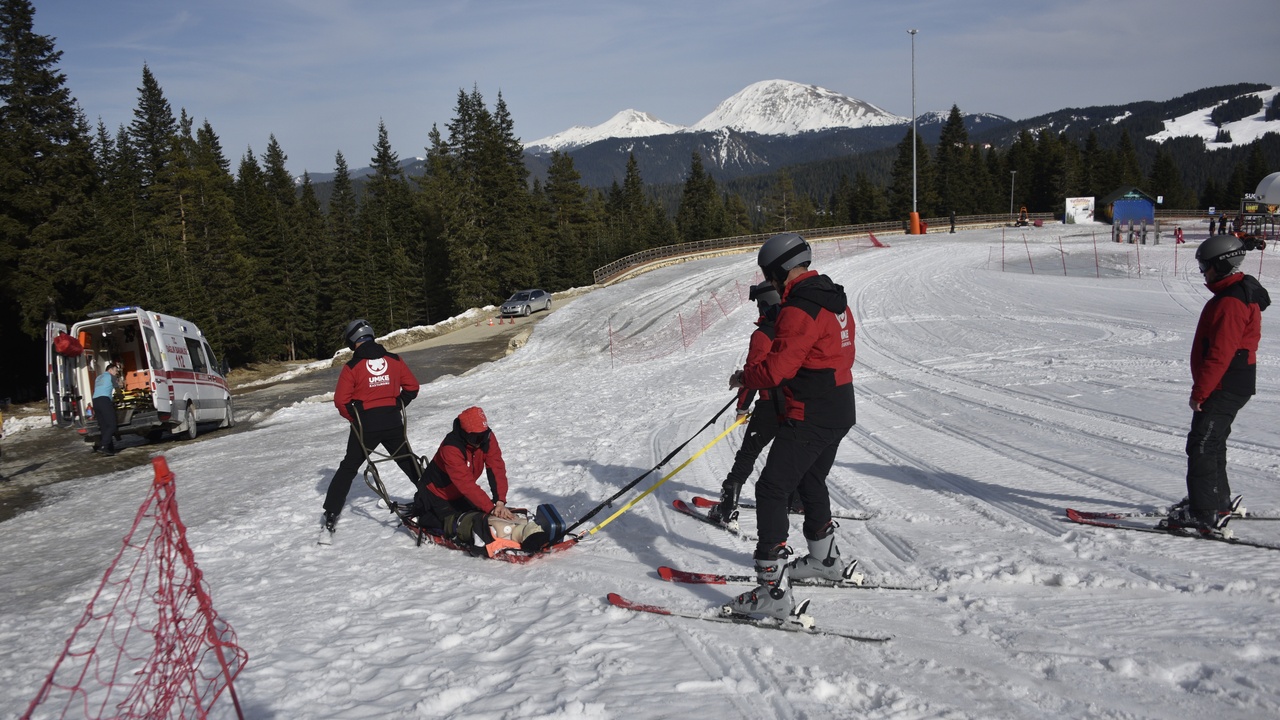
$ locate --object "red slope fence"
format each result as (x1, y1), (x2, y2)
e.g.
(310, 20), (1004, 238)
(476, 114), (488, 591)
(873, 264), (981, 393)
(23, 457), (247, 720)
(608, 234), (886, 365)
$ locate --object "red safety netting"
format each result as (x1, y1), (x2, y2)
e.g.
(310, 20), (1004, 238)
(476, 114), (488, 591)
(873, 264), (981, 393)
(23, 457), (247, 720)
(607, 235), (882, 365)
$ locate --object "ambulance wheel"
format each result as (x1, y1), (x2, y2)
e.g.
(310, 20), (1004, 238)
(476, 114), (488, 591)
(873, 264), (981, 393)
(185, 402), (199, 441)
(220, 397), (235, 429)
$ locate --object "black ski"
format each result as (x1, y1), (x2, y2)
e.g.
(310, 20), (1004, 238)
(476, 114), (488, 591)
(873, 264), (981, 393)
(672, 499), (752, 538)
(606, 593), (891, 643)
(691, 495), (873, 521)
(657, 564), (933, 591)
(1065, 509), (1280, 551)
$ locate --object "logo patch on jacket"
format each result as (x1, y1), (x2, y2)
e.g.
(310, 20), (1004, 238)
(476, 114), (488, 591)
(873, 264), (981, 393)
(365, 358), (390, 387)
(836, 311), (852, 347)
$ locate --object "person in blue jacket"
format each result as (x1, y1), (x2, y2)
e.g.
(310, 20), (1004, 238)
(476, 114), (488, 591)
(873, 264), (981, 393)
(92, 362), (122, 456)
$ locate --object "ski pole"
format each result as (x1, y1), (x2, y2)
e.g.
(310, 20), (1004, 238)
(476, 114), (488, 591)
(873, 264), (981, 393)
(565, 396), (738, 534)
(586, 414), (747, 535)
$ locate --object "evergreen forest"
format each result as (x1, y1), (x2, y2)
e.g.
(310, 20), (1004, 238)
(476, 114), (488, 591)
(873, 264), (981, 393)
(1, 0), (1277, 402)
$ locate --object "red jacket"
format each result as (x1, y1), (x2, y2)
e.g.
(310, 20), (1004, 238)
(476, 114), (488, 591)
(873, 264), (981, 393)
(334, 342), (419, 430)
(423, 426), (509, 513)
(735, 315), (778, 413)
(1191, 273), (1269, 403)
(741, 271), (856, 427)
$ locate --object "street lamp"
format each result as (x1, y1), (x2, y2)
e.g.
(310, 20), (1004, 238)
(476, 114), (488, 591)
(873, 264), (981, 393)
(908, 28), (920, 235)
(1009, 170), (1017, 225)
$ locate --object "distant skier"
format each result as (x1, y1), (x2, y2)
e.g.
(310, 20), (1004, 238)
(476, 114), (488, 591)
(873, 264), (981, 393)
(1163, 235), (1269, 535)
(321, 319), (422, 537)
(726, 233), (857, 621)
(709, 282), (798, 525)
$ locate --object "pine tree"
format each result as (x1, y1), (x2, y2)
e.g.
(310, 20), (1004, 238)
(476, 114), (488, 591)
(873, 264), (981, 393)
(0, 0), (100, 340)
(934, 105), (971, 217)
(358, 121), (419, 329)
(850, 171), (888, 223)
(1116, 129), (1143, 187)
(1146, 148), (1192, 209)
(675, 151), (726, 242)
(130, 64), (177, 191)
(542, 150), (600, 287)
(323, 151), (364, 337)
(888, 129), (937, 220)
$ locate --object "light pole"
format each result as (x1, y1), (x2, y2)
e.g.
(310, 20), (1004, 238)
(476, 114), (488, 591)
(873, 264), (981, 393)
(1009, 170), (1017, 226)
(908, 28), (920, 235)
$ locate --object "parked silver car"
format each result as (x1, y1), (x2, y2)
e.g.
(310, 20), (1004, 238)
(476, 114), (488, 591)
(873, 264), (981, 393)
(500, 289), (552, 317)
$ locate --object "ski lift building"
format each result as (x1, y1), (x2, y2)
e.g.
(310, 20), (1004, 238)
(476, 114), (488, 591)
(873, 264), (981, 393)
(1098, 186), (1157, 225)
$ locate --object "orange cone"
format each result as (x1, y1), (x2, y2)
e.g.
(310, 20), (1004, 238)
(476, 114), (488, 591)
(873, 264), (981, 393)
(488, 317), (494, 326)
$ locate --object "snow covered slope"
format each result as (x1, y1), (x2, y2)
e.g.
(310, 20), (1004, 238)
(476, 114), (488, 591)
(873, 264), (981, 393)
(1148, 86), (1280, 147)
(5, 225), (1280, 718)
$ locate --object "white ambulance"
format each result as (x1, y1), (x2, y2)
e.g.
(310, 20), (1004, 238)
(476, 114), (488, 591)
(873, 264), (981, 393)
(46, 306), (233, 445)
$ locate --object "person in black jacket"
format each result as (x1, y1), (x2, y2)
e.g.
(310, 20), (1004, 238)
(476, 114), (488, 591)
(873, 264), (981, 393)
(321, 319), (422, 536)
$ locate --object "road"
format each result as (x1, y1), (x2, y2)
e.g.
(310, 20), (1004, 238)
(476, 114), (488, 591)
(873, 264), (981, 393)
(0, 310), (550, 523)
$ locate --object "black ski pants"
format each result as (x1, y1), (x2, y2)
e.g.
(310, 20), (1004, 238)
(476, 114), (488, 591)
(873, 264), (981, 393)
(1186, 390), (1249, 513)
(725, 409), (779, 487)
(324, 424), (422, 516)
(92, 396), (117, 452)
(754, 420), (851, 555)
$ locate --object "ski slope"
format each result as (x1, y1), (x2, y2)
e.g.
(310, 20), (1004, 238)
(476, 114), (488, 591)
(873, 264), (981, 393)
(4, 224), (1280, 719)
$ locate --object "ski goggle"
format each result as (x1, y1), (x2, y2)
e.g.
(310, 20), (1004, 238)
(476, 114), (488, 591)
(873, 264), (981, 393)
(465, 428), (491, 446)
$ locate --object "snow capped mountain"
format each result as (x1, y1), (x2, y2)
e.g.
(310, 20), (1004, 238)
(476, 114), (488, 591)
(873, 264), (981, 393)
(1147, 86), (1280, 147)
(525, 109), (684, 152)
(524, 80), (908, 152)
(691, 79), (906, 134)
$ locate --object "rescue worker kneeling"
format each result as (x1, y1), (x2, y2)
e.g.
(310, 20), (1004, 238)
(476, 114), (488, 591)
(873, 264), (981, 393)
(410, 406), (550, 555)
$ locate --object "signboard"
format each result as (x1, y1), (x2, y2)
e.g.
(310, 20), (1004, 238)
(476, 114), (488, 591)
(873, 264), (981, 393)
(1064, 197), (1095, 224)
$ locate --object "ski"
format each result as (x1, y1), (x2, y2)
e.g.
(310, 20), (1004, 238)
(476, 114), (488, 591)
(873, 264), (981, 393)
(691, 495), (873, 521)
(606, 593), (891, 643)
(1065, 508), (1280, 551)
(317, 527), (334, 546)
(1069, 508), (1280, 521)
(656, 564), (933, 591)
(672, 498), (752, 538)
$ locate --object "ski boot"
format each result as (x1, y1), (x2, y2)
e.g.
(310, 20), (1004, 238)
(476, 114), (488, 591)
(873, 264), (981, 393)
(789, 521), (858, 584)
(708, 481), (743, 526)
(723, 544), (795, 622)
(1159, 505), (1233, 537)
(323, 511), (339, 533)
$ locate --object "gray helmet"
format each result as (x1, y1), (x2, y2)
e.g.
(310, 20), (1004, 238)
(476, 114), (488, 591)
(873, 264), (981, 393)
(757, 233), (811, 283)
(1195, 234), (1246, 275)
(342, 318), (375, 350)
(748, 281), (781, 313)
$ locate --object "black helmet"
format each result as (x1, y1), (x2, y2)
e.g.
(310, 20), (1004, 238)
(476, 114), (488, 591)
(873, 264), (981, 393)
(1195, 234), (1246, 276)
(757, 233), (811, 283)
(342, 318), (375, 350)
(749, 281), (781, 313)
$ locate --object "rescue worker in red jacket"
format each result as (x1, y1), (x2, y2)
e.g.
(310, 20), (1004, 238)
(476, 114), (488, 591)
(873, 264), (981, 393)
(725, 233), (857, 621)
(410, 406), (547, 552)
(322, 319), (422, 535)
(709, 281), (797, 525)
(1164, 235), (1269, 535)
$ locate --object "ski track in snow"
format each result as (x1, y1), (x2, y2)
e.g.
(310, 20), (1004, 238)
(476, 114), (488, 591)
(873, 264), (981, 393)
(4, 226), (1280, 719)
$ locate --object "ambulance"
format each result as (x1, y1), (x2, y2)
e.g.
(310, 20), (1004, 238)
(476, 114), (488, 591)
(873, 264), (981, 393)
(46, 306), (233, 445)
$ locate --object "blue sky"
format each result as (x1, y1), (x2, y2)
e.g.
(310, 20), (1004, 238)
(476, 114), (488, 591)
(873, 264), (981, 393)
(34, 0), (1280, 176)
